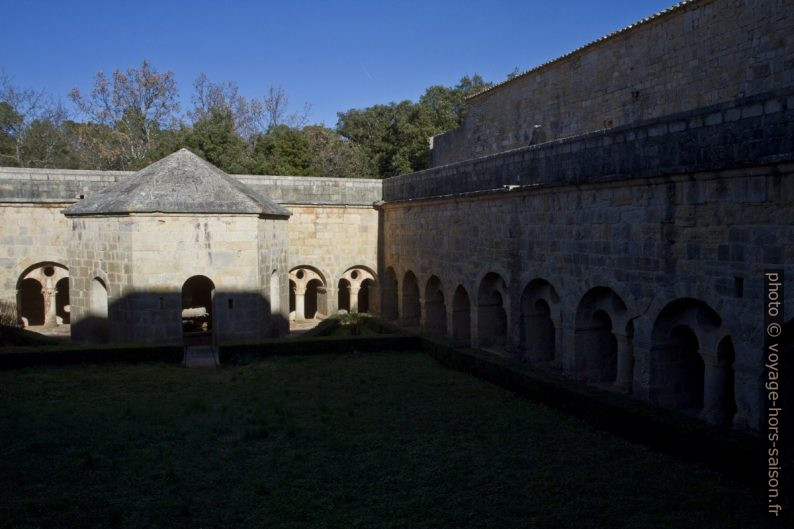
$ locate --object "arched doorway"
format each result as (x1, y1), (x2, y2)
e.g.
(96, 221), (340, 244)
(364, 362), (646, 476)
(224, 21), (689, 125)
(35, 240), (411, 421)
(518, 279), (559, 364)
(182, 275), (215, 345)
(650, 298), (733, 424)
(19, 278), (44, 326)
(89, 277), (109, 343)
(477, 272), (507, 348)
(270, 270), (282, 337)
(55, 278), (70, 324)
(574, 287), (629, 387)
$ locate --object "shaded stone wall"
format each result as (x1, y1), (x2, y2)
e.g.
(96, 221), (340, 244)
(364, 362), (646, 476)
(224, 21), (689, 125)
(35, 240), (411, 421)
(394, 88), (794, 201)
(432, 0), (794, 165)
(258, 217), (290, 338)
(68, 217), (133, 343)
(381, 164), (794, 431)
(68, 215), (288, 345)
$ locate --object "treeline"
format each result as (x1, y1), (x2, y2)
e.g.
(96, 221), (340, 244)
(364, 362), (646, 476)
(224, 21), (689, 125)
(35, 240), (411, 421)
(0, 61), (491, 178)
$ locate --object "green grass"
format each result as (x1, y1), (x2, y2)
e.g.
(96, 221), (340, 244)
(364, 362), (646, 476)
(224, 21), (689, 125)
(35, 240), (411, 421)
(298, 313), (399, 338)
(0, 352), (762, 529)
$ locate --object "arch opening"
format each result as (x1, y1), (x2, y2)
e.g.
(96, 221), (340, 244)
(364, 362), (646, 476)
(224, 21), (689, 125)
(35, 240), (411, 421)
(89, 277), (109, 343)
(19, 278), (44, 326)
(358, 279), (373, 314)
(650, 298), (731, 422)
(55, 278), (70, 324)
(270, 270), (281, 337)
(289, 266), (327, 321)
(338, 278), (351, 312)
(16, 262), (69, 328)
(181, 275), (214, 345)
(518, 279), (559, 364)
(305, 279), (322, 319)
(478, 273), (507, 348)
(574, 287), (627, 386)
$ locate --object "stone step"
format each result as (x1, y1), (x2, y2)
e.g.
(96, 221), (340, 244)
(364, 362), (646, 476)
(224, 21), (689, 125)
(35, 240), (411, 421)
(183, 346), (219, 368)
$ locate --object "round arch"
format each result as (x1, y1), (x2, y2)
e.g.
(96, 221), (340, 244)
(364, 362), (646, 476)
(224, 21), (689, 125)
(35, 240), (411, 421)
(181, 275), (215, 345)
(477, 272), (508, 348)
(289, 266), (327, 320)
(16, 262), (69, 328)
(573, 286), (630, 389)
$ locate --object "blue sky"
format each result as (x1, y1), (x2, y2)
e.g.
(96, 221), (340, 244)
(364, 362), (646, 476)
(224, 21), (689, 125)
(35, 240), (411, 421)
(1, 0), (676, 128)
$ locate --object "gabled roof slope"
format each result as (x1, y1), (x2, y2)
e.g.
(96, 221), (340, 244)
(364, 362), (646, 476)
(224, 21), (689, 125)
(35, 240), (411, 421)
(64, 148), (291, 217)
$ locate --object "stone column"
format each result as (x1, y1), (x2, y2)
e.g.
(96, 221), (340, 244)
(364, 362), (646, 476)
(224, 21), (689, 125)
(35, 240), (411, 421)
(42, 281), (58, 327)
(701, 360), (730, 425)
(349, 285), (360, 313)
(613, 333), (634, 393)
(294, 285), (306, 322)
(552, 317), (564, 369)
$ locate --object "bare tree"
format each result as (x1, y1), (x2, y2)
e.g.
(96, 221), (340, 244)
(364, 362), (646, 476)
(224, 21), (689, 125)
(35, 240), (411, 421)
(263, 84), (310, 131)
(69, 60), (180, 167)
(189, 74), (264, 138)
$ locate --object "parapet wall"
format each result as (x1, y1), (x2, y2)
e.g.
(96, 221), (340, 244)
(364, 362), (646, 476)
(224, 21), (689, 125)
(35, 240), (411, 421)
(0, 169), (382, 206)
(388, 88), (794, 202)
(431, 0), (793, 165)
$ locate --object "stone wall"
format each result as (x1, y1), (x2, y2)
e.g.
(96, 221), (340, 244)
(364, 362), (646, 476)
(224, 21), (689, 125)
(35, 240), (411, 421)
(0, 172), (381, 330)
(392, 88), (794, 201)
(432, 0), (794, 165)
(381, 163), (794, 431)
(1, 203), (72, 282)
(286, 205), (379, 312)
(68, 216), (133, 343)
(68, 214), (289, 344)
(0, 167), (382, 205)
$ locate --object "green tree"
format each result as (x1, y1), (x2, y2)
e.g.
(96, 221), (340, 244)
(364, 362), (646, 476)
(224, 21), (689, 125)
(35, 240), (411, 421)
(184, 108), (248, 174)
(337, 74), (492, 177)
(249, 125), (316, 176)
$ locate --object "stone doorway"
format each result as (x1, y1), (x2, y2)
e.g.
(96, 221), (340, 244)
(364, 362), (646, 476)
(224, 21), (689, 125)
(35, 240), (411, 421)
(182, 275), (215, 346)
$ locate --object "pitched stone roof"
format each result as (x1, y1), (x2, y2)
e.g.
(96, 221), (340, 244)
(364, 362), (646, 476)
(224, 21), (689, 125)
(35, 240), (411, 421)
(64, 149), (291, 217)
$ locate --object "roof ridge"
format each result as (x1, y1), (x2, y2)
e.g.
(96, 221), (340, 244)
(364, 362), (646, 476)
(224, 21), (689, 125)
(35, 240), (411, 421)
(63, 149), (291, 217)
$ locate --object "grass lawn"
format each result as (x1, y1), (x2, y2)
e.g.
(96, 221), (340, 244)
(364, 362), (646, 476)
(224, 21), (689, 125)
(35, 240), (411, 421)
(0, 351), (762, 528)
